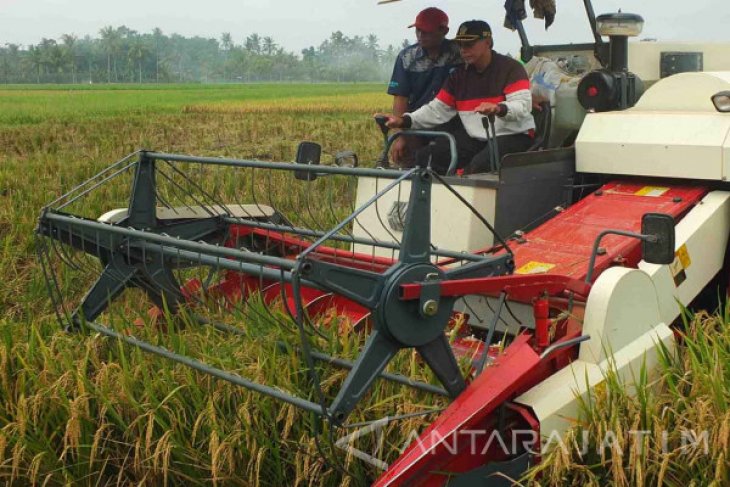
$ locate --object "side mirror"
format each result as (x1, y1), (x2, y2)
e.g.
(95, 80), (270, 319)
(641, 213), (675, 265)
(294, 141), (321, 181)
(711, 91), (730, 113)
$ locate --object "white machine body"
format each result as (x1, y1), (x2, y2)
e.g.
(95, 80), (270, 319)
(576, 72), (730, 180)
(352, 177), (498, 259)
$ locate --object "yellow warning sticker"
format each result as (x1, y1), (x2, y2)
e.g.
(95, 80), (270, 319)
(669, 244), (691, 287)
(516, 261), (556, 275)
(676, 244), (691, 269)
(635, 186), (670, 197)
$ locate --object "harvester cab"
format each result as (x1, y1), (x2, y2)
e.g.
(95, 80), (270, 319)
(36, 1), (730, 486)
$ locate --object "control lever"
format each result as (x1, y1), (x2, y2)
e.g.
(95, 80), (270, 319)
(481, 115), (500, 172)
(374, 115), (391, 168)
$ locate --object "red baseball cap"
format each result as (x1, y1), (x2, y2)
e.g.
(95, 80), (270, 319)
(408, 7), (449, 32)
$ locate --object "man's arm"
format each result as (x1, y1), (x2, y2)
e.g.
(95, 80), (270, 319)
(390, 95), (410, 163)
(498, 65), (532, 122)
(387, 52), (413, 164)
(392, 95), (409, 117)
(375, 92), (455, 131)
(406, 89), (457, 129)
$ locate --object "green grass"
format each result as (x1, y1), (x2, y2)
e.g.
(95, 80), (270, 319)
(0, 83), (383, 126)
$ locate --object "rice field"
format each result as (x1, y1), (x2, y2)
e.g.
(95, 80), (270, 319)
(1, 83), (728, 486)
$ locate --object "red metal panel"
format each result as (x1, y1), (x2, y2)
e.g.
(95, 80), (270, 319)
(373, 334), (542, 487)
(507, 182), (706, 281)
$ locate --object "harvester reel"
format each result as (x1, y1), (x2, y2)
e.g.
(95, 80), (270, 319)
(37, 150), (513, 432)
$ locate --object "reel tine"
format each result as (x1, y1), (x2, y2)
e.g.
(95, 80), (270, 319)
(325, 177), (348, 235)
(49, 222), (99, 274)
(49, 151), (140, 210)
(348, 186), (382, 264)
(302, 179), (330, 238)
(249, 167), (272, 226)
(326, 177), (361, 259)
(56, 160), (137, 212)
(48, 231), (79, 271)
(152, 182), (177, 213)
(262, 168), (292, 252)
(157, 166), (214, 217)
(162, 159), (235, 217)
(36, 234), (73, 329)
(373, 176), (400, 262)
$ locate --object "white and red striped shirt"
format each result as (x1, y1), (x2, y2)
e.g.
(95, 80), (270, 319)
(406, 52), (534, 140)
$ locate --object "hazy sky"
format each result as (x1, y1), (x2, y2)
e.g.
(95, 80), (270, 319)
(1, 0), (728, 55)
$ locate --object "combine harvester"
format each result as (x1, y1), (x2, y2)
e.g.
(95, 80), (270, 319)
(36, 1), (730, 485)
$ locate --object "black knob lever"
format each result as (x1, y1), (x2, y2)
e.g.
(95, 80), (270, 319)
(374, 115), (391, 168)
(481, 115), (500, 173)
(374, 115), (390, 136)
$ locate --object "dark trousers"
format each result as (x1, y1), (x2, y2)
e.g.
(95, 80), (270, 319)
(414, 120), (534, 175)
(397, 117), (464, 168)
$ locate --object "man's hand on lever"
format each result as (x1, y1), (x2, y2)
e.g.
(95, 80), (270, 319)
(474, 102), (508, 117)
(374, 113), (411, 165)
(374, 113), (407, 129)
(473, 102), (500, 115)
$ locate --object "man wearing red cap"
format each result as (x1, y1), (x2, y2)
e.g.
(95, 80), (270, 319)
(387, 7), (462, 166)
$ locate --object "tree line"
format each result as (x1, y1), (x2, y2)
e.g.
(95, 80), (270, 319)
(0, 27), (408, 84)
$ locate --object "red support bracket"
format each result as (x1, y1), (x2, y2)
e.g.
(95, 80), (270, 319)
(400, 274), (591, 303)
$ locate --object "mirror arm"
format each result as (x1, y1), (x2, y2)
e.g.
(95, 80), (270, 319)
(585, 229), (655, 283)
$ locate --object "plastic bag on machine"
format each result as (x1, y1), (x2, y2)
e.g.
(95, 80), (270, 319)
(524, 56), (570, 106)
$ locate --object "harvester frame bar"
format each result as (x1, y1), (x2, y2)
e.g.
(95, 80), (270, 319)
(194, 315), (450, 396)
(83, 320), (327, 414)
(41, 212), (301, 271)
(221, 217), (489, 263)
(147, 151), (407, 179)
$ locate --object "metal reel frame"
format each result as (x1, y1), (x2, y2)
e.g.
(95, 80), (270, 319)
(37, 150), (514, 431)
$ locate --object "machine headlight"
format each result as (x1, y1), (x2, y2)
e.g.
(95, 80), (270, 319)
(596, 12), (644, 37)
(711, 91), (730, 113)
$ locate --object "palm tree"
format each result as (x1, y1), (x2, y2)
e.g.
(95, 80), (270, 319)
(220, 32), (233, 81)
(116, 26), (136, 81)
(5, 42), (20, 74)
(245, 34), (261, 55)
(0, 46), (8, 83)
(366, 34), (380, 62)
(128, 38), (148, 83)
(262, 36), (276, 56)
(27, 45), (43, 83)
(153, 28), (164, 82)
(99, 26), (118, 82)
(38, 38), (62, 81)
(61, 34), (78, 83)
(220, 32), (233, 52)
